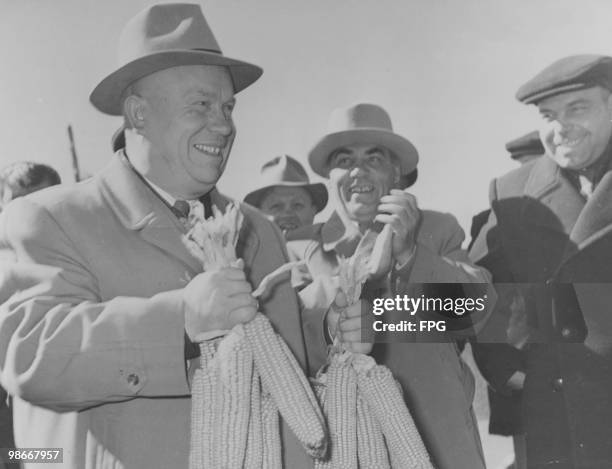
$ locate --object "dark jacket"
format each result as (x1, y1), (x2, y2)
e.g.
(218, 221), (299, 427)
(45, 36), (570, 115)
(470, 153), (612, 469)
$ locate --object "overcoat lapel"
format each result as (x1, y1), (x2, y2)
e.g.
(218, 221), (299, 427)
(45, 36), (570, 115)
(97, 153), (204, 274)
(569, 171), (612, 249)
(521, 156), (585, 237)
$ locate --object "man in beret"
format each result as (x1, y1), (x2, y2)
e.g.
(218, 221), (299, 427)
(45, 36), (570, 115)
(288, 103), (490, 469)
(471, 54), (612, 469)
(0, 4), (320, 468)
(244, 155), (327, 234)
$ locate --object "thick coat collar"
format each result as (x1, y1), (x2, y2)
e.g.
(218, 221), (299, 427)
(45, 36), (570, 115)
(97, 152), (257, 274)
(521, 152), (612, 257)
(521, 155), (584, 236)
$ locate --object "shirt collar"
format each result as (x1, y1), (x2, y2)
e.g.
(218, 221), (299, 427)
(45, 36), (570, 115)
(121, 150), (200, 204)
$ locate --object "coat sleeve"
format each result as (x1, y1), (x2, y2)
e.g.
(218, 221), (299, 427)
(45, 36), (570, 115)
(395, 211), (491, 283)
(468, 179), (526, 391)
(0, 198), (190, 412)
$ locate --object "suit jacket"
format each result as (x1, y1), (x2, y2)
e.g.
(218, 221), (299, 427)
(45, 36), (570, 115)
(470, 154), (612, 469)
(0, 153), (314, 469)
(287, 209), (489, 469)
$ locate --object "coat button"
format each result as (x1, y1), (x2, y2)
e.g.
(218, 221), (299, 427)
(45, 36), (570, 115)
(127, 373), (140, 386)
(561, 327), (574, 340)
(552, 377), (564, 392)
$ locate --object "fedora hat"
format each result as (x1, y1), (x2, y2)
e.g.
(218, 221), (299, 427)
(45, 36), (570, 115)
(90, 3), (263, 115)
(308, 103), (419, 178)
(244, 155), (328, 212)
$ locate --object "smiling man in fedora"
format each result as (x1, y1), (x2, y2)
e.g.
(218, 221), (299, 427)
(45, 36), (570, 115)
(244, 155), (327, 234)
(0, 4), (319, 468)
(288, 103), (490, 469)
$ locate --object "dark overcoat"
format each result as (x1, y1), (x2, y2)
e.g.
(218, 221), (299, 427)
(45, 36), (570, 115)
(471, 154), (612, 469)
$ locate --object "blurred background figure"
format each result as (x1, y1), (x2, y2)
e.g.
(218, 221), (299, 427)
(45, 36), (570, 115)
(468, 131), (544, 250)
(0, 161), (60, 468)
(505, 130), (545, 166)
(0, 161), (61, 211)
(244, 155), (327, 234)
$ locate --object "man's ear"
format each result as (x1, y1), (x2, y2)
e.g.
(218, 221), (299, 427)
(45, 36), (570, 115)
(123, 95), (147, 130)
(605, 89), (612, 114)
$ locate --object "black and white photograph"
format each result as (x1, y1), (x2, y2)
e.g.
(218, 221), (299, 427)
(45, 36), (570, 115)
(1, 1), (612, 468)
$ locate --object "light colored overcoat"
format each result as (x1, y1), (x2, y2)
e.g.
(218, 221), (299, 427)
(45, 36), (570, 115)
(0, 153), (314, 469)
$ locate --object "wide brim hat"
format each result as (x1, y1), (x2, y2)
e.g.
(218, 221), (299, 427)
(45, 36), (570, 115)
(244, 155), (328, 212)
(90, 3), (262, 116)
(308, 103), (419, 178)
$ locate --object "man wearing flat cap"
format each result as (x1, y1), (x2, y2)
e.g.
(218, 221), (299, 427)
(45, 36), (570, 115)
(288, 103), (490, 469)
(0, 4), (321, 468)
(244, 155), (327, 234)
(471, 54), (612, 468)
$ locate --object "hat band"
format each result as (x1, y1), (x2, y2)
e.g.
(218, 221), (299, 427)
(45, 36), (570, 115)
(192, 47), (223, 55)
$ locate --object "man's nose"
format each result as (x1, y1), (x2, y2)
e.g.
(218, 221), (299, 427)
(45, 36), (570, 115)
(349, 160), (368, 177)
(280, 205), (294, 216)
(553, 115), (575, 134)
(209, 108), (233, 136)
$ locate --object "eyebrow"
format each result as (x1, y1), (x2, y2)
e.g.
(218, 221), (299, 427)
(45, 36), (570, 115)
(365, 145), (387, 155)
(333, 147), (354, 155)
(182, 90), (236, 104)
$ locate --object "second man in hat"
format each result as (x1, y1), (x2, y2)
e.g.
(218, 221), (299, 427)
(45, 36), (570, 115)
(289, 102), (490, 469)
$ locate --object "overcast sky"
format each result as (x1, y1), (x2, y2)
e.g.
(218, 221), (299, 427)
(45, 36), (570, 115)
(2, 0), (612, 233)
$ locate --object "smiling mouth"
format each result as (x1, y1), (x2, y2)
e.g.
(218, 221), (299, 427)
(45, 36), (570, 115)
(554, 137), (583, 148)
(349, 184), (375, 194)
(278, 221), (299, 231)
(193, 144), (224, 156)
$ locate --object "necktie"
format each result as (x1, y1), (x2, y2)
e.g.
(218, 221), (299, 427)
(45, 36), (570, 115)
(172, 194), (213, 220)
(172, 199), (191, 219)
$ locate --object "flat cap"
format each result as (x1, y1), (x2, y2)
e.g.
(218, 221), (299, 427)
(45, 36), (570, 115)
(505, 130), (545, 160)
(516, 55), (612, 104)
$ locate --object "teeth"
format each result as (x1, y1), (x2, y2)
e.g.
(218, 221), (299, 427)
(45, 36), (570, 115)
(350, 184), (374, 193)
(556, 137), (582, 147)
(194, 144), (222, 155)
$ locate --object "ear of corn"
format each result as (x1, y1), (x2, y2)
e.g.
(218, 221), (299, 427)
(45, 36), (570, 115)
(243, 369), (264, 469)
(368, 224), (394, 278)
(356, 364), (434, 469)
(187, 202), (329, 466)
(325, 355), (358, 469)
(245, 313), (327, 458)
(190, 339), (220, 469)
(214, 327), (252, 469)
(356, 392), (390, 469)
(261, 391), (282, 469)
